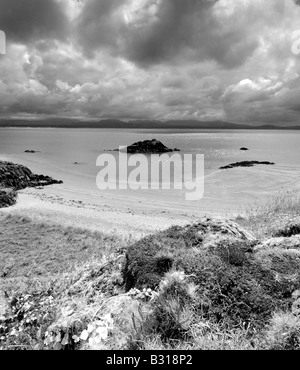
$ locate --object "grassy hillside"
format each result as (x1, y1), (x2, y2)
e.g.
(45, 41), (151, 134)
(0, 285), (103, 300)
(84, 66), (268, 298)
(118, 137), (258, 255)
(1, 190), (300, 350)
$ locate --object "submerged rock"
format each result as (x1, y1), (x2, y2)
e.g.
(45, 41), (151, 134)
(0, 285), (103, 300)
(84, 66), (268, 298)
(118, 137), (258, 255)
(112, 139), (180, 154)
(220, 161), (275, 170)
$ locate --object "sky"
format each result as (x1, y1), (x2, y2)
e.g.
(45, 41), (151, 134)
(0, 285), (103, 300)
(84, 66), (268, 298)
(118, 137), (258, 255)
(0, 0), (300, 125)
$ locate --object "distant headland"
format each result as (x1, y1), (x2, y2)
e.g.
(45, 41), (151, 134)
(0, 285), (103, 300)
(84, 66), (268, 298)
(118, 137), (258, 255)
(0, 119), (299, 130)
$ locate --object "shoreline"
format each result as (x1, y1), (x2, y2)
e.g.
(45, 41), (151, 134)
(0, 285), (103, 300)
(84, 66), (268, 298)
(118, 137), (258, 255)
(1, 150), (300, 237)
(0, 187), (196, 238)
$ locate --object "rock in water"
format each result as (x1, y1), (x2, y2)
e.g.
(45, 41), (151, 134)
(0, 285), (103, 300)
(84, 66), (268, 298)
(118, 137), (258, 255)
(240, 147), (249, 151)
(113, 139), (180, 154)
(220, 161), (275, 170)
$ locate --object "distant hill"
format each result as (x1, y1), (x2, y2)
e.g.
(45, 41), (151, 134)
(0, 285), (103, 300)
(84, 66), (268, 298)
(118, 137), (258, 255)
(0, 118), (299, 130)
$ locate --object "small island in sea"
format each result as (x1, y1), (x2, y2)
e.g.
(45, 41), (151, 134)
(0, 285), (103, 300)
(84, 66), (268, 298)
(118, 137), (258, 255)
(220, 161), (275, 170)
(109, 139), (180, 154)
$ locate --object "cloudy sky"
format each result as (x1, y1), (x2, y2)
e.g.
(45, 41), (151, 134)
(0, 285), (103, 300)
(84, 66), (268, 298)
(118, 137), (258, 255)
(0, 0), (300, 125)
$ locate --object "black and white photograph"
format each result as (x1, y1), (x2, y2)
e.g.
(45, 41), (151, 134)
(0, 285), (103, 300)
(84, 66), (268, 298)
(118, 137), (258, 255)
(1, 0), (300, 354)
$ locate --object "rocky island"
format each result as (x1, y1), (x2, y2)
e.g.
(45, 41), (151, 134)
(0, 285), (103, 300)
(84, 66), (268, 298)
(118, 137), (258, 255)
(111, 139), (180, 154)
(220, 161), (275, 170)
(0, 161), (63, 208)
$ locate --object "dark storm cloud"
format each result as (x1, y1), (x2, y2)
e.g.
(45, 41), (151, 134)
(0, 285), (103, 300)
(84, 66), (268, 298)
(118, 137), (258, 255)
(76, 0), (259, 68)
(0, 0), (69, 43)
(1, 0), (300, 124)
(75, 0), (128, 56)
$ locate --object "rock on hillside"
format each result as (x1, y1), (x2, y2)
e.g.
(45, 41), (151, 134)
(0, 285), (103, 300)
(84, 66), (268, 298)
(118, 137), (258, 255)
(113, 139), (180, 154)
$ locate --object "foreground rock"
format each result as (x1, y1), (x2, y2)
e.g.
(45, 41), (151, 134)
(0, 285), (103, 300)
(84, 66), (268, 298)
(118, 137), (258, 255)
(220, 161), (275, 170)
(112, 139), (180, 154)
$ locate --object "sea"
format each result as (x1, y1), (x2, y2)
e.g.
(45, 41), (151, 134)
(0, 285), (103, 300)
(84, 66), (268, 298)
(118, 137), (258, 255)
(0, 128), (299, 215)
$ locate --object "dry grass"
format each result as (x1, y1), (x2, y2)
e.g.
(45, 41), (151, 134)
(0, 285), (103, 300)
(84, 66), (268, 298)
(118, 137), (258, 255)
(0, 213), (126, 279)
(237, 189), (300, 239)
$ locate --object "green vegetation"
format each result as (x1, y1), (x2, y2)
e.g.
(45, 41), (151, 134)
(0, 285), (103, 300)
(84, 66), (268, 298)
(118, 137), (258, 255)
(1, 190), (300, 350)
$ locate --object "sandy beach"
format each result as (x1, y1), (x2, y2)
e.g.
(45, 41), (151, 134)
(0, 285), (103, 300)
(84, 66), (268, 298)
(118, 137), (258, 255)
(1, 150), (300, 238)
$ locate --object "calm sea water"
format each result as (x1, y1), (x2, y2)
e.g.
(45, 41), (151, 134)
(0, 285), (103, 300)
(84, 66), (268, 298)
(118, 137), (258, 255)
(0, 128), (299, 213)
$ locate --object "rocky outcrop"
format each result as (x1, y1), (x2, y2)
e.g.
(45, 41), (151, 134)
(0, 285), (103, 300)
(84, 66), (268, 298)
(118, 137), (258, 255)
(112, 139), (180, 154)
(24, 150), (39, 153)
(220, 161), (275, 170)
(240, 147), (249, 151)
(0, 189), (17, 208)
(0, 161), (63, 208)
(0, 161), (63, 190)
